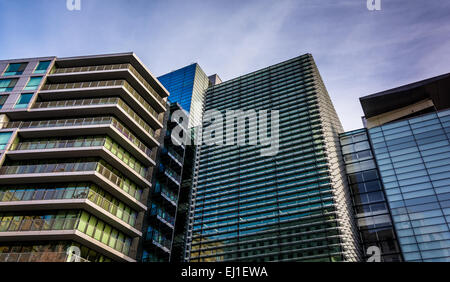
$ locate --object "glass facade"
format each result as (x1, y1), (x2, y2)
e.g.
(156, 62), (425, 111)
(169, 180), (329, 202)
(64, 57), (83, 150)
(340, 129), (403, 262)
(368, 109), (450, 261)
(158, 63), (210, 128)
(187, 54), (359, 262)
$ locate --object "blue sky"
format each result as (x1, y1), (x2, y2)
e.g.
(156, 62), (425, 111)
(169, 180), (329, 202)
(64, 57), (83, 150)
(0, 0), (449, 130)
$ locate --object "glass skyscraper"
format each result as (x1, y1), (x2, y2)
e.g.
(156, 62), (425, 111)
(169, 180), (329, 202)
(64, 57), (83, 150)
(158, 63), (210, 128)
(185, 54), (360, 262)
(359, 72), (450, 261)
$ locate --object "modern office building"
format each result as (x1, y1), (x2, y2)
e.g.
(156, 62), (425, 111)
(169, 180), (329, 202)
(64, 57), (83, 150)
(359, 73), (450, 262)
(0, 53), (168, 262)
(158, 63), (210, 128)
(186, 54), (360, 262)
(140, 102), (189, 262)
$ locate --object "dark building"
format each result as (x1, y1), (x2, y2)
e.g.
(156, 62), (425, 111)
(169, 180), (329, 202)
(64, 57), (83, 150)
(141, 102), (190, 262)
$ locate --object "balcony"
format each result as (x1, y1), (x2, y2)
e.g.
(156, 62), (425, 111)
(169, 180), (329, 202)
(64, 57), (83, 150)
(40, 79), (166, 113)
(153, 182), (177, 207)
(160, 165), (181, 186)
(0, 214), (135, 262)
(0, 116), (155, 163)
(0, 160), (146, 211)
(0, 252), (89, 262)
(162, 147), (184, 166)
(30, 97), (160, 144)
(145, 230), (171, 254)
(8, 136), (153, 182)
(0, 184), (140, 234)
(150, 204), (175, 229)
(50, 63), (166, 105)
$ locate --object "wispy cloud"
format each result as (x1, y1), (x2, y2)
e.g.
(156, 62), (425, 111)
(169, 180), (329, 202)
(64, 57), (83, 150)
(0, 0), (448, 131)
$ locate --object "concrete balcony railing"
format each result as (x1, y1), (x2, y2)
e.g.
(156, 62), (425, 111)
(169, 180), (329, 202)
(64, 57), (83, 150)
(0, 160), (144, 205)
(32, 97), (157, 141)
(0, 186), (139, 228)
(0, 252), (89, 262)
(11, 136), (150, 178)
(0, 216), (133, 259)
(0, 117), (154, 160)
(50, 63), (166, 106)
(0, 217), (80, 233)
(42, 79), (165, 114)
(86, 190), (138, 228)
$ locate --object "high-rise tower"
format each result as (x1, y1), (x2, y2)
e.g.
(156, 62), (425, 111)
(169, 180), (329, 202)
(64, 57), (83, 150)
(0, 53), (168, 262)
(358, 73), (450, 261)
(186, 54), (360, 262)
(158, 63), (210, 128)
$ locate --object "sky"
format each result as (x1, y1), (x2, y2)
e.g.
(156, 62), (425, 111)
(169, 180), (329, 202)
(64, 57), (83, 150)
(0, 0), (449, 131)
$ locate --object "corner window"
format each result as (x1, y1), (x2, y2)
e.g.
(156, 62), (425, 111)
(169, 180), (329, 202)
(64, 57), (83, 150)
(3, 63), (28, 76)
(0, 78), (18, 92)
(24, 77), (43, 90)
(0, 95), (7, 109)
(0, 132), (13, 150)
(34, 61), (51, 74)
(15, 93), (33, 109)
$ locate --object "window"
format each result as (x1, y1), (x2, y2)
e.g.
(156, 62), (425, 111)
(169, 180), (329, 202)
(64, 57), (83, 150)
(23, 77), (43, 90)
(0, 78), (18, 92)
(15, 93), (33, 109)
(3, 63), (27, 76)
(0, 95), (7, 109)
(0, 132), (13, 150)
(34, 61), (51, 74)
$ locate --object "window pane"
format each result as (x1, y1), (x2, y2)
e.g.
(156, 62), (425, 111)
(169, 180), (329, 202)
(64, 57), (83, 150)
(0, 95), (7, 109)
(34, 61), (51, 74)
(14, 93), (33, 109)
(0, 132), (12, 150)
(24, 77), (43, 90)
(3, 63), (27, 76)
(0, 78), (18, 92)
